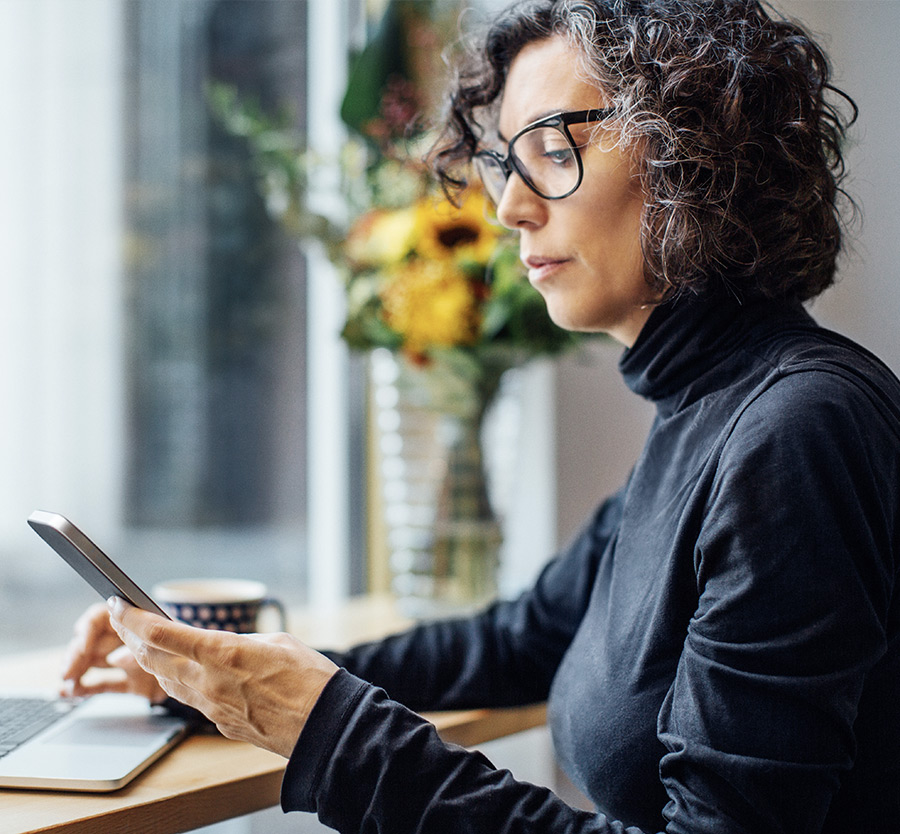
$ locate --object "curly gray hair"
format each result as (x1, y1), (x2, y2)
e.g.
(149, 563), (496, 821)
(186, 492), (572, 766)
(431, 0), (857, 302)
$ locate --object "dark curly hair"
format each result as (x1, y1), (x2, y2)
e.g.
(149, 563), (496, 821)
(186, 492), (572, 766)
(431, 0), (858, 302)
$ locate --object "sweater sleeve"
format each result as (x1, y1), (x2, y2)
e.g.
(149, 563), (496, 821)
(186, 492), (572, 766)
(658, 370), (899, 833)
(281, 667), (651, 834)
(323, 489), (626, 712)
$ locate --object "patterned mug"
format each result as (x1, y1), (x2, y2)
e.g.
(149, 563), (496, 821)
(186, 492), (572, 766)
(151, 578), (286, 633)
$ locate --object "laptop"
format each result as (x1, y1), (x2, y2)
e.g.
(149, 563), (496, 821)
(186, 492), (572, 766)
(0, 689), (192, 791)
(0, 511), (194, 791)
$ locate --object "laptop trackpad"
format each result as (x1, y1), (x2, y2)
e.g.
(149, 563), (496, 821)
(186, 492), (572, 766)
(41, 714), (178, 747)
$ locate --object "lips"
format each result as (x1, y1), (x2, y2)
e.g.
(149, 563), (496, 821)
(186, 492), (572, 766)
(522, 254), (571, 283)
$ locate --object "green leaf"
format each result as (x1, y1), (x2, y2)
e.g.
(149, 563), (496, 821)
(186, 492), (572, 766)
(340, 2), (411, 135)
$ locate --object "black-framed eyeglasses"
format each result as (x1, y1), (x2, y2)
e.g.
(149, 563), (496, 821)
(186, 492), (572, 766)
(473, 108), (614, 205)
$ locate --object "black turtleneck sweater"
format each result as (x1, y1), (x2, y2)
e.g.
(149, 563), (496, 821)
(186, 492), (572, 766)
(281, 295), (900, 834)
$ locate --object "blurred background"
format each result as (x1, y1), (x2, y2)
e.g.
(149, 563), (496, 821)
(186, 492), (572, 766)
(0, 0), (565, 654)
(0, 1), (898, 830)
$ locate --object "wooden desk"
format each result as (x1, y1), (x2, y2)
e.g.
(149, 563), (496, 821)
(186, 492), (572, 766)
(0, 596), (546, 834)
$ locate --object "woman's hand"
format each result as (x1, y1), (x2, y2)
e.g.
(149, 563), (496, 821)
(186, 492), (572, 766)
(60, 602), (166, 702)
(107, 597), (339, 758)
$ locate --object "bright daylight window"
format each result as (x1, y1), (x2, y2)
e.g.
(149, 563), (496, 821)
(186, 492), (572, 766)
(0, 0), (362, 653)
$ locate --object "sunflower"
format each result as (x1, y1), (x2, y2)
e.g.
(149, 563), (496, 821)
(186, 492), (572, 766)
(379, 259), (482, 357)
(345, 205), (418, 268)
(413, 189), (503, 266)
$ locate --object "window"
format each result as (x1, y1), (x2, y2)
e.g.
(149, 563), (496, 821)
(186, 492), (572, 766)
(0, 0), (359, 653)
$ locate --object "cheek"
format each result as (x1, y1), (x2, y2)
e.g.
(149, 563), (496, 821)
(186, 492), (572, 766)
(619, 213), (647, 279)
(582, 190), (644, 280)
(575, 153), (644, 243)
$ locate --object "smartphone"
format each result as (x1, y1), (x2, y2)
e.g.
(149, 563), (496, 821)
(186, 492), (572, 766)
(27, 510), (171, 619)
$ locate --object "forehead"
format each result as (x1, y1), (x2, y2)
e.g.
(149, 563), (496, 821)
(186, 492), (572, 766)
(499, 35), (605, 137)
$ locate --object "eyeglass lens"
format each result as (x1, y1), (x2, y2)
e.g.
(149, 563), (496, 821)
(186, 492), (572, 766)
(476, 124), (580, 204)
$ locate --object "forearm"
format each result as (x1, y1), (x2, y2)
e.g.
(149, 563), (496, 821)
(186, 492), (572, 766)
(323, 598), (560, 711)
(282, 669), (650, 834)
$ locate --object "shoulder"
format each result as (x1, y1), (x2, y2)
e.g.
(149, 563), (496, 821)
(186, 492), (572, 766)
(732, 327), (900, 451)
(706, 332), (900, 511)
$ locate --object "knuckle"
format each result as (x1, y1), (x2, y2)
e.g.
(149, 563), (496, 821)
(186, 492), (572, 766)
(204, 638), (239, 673)
(272, 632), (296, 647)
(215, 722), (240, 742)
(145, 620), (169, 647)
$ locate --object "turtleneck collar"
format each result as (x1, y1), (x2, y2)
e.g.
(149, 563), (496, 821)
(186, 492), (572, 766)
(619, 291), (812, 413)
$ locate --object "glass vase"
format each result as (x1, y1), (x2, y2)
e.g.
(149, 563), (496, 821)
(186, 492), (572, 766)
(371, 348), (517, 619)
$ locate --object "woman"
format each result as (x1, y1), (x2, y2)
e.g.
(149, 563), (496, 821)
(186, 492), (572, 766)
(63, 1), (900, 832)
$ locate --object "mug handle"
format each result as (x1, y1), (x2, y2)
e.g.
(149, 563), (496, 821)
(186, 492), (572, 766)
(259, 597), (287, 632)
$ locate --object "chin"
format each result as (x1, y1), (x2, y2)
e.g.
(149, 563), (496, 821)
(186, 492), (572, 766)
(544, 302), (603, 334)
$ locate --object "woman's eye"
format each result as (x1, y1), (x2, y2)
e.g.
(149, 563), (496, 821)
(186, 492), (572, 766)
(532, 130), (573, 165)
(543, 147), (573, 165)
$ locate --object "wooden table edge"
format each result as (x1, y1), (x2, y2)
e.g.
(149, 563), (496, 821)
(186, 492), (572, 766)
(2, 703), (548, 834)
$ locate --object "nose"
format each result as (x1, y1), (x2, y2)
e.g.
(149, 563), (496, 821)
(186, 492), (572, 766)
(495, 170), (547, 231)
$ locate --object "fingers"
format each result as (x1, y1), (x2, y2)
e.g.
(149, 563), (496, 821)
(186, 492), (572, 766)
(108, 598), (208, 662)
(108, 599), (339, 757)
(59, 602), (169, 702)
(102, 646), (167, 702)
(106, 600), (245, 722)
(107, 598), (224, 703)
(60, 602), (122, 685)
(64, 678), (133, 698)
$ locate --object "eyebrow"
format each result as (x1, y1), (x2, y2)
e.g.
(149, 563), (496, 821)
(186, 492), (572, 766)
(496, 109), (565, 144)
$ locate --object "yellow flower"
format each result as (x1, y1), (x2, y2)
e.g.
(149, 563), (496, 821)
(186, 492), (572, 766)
(380, 259), (481, 356)
(414, 189), (503, 265)
(345, 206), (418, 267)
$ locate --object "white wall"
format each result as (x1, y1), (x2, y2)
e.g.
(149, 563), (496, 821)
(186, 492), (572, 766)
(553, 0), (900, 547)
(0, 0), (125, 569)
(305, 0), (354, 607)
(792, 0), (900, 371)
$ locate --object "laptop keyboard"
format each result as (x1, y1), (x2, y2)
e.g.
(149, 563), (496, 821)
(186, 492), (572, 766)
(0, 696), (76, 759)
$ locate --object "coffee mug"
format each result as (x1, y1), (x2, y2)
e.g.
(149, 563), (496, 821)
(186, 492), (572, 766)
(151, 578), (287, 633)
